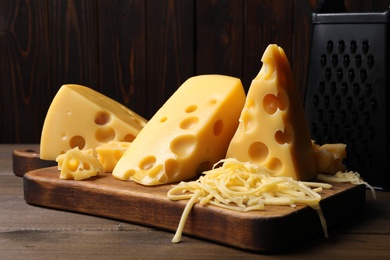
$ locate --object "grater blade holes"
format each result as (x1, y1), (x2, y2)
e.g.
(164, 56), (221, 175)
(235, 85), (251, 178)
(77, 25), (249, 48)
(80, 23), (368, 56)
(360, 70), (367, 83)
(338, 40), (345, 53)
(352, 83), (360, 96)
(367, 55), (374, 68)
(348, 69), (355, 82)
(331, 55), (338, 66)
(350, 40), (357, 53)
(341, 82), (348, 96)
(343, 55), (350, 67)
(355, 55), (362, 67)
(334, 96), (341, 109)
(326, 40), (333, 52)
(362, 40), (369, 54)
(329, 82), (337, 95)
(365, 83), (372, 96)
(320, 54), (327, 66)
(370, 98), (377, 110)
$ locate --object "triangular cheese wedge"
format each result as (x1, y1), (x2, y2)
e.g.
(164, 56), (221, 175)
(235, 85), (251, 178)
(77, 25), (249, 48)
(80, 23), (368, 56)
(226, 44), (317, 181)
(40, 84), (147, 160)
(113, 75), (246, 186)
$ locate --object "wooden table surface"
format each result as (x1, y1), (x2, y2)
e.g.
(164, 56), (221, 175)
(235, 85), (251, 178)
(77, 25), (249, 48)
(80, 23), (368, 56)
(1, 144), (389, 260)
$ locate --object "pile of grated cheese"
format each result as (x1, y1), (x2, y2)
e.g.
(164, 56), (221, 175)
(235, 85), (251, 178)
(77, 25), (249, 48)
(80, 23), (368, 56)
(168, 158), (333, 243)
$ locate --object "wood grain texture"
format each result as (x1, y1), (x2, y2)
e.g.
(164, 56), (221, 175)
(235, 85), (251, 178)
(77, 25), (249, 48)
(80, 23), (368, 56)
(23, 167), (366, 253)
(1, 0), (389, 143)
(0, 0), (50, 143)
(97, 0), (147, 118)
(243, 0), (294, 92)
(47, 0), (98, 89)
(292, 0), (313, 99)
(145, 0), (195, 119)
(196, 0), (243, 86)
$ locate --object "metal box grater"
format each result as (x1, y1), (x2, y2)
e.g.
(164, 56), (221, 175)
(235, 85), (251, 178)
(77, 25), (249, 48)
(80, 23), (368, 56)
(304, 3), (390, 190)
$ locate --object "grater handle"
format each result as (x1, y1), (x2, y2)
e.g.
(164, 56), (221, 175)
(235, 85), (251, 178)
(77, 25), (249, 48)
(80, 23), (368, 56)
(314, 0), (347, 14)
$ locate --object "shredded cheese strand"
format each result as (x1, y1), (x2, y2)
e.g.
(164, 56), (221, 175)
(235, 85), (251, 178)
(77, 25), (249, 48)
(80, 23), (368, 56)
(311, 203), (329, 238)
(171, 190), (202, 243)
(318, 172), (377, 200)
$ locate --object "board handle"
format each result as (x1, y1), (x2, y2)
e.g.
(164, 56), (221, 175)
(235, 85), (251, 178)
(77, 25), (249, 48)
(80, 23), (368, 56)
(12, 149), (57, 177)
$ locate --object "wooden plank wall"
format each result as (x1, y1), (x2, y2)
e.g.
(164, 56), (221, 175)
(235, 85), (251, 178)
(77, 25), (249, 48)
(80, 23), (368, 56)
(0, 0), (389, 143)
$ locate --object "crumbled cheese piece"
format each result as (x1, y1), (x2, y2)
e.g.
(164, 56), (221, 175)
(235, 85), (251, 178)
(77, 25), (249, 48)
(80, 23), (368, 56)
(56, 147), (105, 180)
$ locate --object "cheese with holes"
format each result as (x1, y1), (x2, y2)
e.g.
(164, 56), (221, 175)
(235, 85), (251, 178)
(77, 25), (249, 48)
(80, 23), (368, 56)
(312, 141), (346, 174)
(95, 141), (131, 172)
(112, 75), (246, 186)
(56, 147), (105, 180)
(40, 84), (147, 160)
(226, 44), (317, 181)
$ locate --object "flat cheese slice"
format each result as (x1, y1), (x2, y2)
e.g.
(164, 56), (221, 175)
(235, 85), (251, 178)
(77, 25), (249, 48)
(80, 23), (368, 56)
(113, 75), (246, 186)
(40, 84), (147, 160)
(226, 44), (317, 181)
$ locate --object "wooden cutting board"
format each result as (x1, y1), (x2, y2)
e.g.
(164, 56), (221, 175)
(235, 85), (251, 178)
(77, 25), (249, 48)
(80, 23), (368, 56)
(23, 167), (366, 253)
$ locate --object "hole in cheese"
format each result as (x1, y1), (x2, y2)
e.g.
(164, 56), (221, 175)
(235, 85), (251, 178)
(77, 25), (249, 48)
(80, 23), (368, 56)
(213, 120), (223, 136)
(209, 98), (217, 105)
(274, 125), (293, 144)
(241, 111), (256, 133)
(114, 150), (123, 162)
(263, 94), (279, 115)
(147, 164), (165, 179)
(268, 157), (282, 173)
(69, 135), (86, 150)
(95, 127), (115, 143)
(165, 158), (180, 177)
(248, 141), (268, 163)
(139, 155), (156, 170)
(68, 158), (79, 172)
(244, 98), (256, 110)
(95, 111), (111, 125)
(123, 169), (135, 179)
(185, 105), (197, 113)
(82, 162), (91, 170)
(170, 134), (197, 157)
(263, 91), (288, 115)
(160, 116), (168, 123)
(123, 134), (136, 142)
(180, 116), (199, 130)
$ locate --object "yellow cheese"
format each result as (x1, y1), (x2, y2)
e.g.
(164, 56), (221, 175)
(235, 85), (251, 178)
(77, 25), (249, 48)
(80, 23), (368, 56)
(226, 44), (317, 181)
(112, 75), (246, 186)
(56, 147), (105, 180)
(40, 84), (147, 160)
(312, 141), (346, 175)
(95, 141), (131, 172)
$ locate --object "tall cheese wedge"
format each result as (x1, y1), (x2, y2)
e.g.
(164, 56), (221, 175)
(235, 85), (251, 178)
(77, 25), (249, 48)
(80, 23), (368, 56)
(113, 75), (246, 186)
(40, 84), (147, 160)
(226, 44), (317, 181)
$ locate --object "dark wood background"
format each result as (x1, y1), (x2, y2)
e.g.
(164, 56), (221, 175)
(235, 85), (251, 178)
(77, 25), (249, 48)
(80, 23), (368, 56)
(1, 0), (389, 143)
